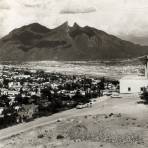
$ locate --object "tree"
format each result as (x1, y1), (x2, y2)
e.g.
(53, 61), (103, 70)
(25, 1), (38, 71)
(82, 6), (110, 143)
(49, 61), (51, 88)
(0, 95), (10, 107)
(140, 87), (148, 102)
(72, 90), (89, 104)
(99, 77), (105, 90)
(3, 79), (9, 88)
(41, 88), (52, 101)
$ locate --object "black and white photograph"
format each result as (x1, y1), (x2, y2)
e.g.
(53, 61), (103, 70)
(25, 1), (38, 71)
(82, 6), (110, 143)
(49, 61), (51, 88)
(0, 0), (148, 147)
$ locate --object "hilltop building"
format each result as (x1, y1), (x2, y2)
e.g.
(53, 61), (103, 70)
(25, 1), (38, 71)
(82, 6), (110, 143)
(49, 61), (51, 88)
(120, 56), (148, 93)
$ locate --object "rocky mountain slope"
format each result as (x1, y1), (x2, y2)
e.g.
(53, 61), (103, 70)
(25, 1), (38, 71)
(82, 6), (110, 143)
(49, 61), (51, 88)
(0, 22), (148, 61)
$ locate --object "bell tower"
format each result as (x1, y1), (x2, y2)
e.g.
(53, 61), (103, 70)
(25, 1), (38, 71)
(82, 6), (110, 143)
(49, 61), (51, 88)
(145, 56), (148, 79)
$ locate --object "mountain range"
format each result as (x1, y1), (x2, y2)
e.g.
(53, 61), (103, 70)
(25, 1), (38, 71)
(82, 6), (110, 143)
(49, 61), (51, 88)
(0, 22), (148, 61)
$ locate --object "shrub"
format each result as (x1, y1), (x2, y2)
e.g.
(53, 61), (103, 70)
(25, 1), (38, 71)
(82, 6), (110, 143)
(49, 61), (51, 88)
(38, 134), (44, 138)
(56, 134), (64, 139)
(140, 89), (148, 102)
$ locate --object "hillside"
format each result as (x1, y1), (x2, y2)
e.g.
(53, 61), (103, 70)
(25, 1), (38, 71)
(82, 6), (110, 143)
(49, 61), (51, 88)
(1, 96), (148, 148)
(0, 22), (148, 61)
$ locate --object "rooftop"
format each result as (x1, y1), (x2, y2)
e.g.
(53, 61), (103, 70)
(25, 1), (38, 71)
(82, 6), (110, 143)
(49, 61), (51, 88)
(120, 75), (148, 80)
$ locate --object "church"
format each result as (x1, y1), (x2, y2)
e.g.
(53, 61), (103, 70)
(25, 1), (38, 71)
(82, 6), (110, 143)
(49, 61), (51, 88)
(119, 56), (148, 94)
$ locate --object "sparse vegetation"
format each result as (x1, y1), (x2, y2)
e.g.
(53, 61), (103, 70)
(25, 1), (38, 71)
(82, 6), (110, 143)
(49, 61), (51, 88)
(56, 134), (64, 139)
(37, 134), (44, 139)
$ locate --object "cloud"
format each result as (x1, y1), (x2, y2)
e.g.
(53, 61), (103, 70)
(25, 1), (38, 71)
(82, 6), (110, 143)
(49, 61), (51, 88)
(0, 0), (9, 10)
(60, 0), (96, 14)
(0, 5), (9, 10)
(60, 7), (96, 14)
(23, 4), (41, 8)
(15, 0), (52, 8)
(15, 0), (46, 6)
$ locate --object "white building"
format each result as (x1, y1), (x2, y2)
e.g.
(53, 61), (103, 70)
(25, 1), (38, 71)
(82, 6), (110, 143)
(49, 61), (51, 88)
(120, 56), (148, 94)
(120, 75), (148, 93)
(8, 82), (21, 90)
(13, 75), (30, 79)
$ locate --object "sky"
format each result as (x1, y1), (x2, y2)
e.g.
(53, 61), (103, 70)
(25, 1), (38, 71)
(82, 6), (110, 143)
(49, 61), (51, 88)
(1, 0), (148, 45)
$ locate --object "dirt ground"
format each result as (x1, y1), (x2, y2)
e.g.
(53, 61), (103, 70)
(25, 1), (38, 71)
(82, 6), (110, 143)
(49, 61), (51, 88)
(0, 94), (148, 148)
